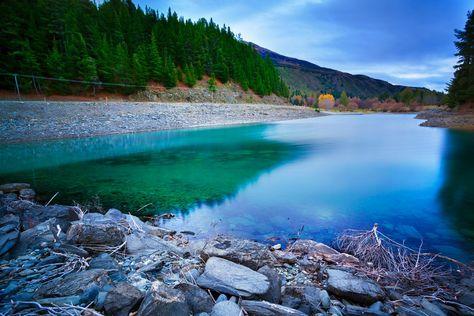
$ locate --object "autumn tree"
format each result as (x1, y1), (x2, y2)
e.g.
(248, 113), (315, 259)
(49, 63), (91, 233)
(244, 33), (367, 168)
(318, 93), (335, 109)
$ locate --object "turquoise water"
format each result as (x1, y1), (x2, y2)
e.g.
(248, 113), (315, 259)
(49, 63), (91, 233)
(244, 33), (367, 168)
(1, 114), (473, 260)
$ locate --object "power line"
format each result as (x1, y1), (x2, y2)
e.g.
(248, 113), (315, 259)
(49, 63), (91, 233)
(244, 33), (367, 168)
(0, 72), (148, 89)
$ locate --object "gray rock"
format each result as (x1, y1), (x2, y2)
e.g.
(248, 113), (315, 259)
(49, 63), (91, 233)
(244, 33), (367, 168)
(67, 213), (125, 246)
(258, 265), (282, 303)
(124, 213), (175, 237)
(0, 183), (30, 193)
(241, 300), (307, 316)
(216, 294), (228, 303)
(273, 250), (297, 264)
(197, 257), (269, 297)
(329, 305), (343, 316)
(174, 283), (214, 314)
(126, 232), (183, 256)
(21, 204), (80, 231)
(37, 295), (81, 306)
(281, 285), (322, 314)
(104, 282), (143, 316)
(36, 269), (109, 298)
(211, 301), (242, 316)
(290, 239), (339, 256)
(184, 268), (201, 282)
(201, 236), (274, 270)
(19, 188), (36, 201)
(54, 243), (89, 257)
(420, 299), (446, 316)
(0, 214), (19, 256)
(137, 282), (189, 316)
(326, 269), (385, 305)
(9, 218), (61, 258)
(90, 253), (119, 270)
(320, 290), (331, 309)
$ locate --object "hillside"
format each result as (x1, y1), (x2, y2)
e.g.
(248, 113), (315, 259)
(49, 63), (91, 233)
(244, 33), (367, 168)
(0, 0), (288, 98)
(253, 44), (439, 100)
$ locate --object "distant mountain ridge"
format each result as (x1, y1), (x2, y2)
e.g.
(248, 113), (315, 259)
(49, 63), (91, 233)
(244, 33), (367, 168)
(253, 44), (430, 99)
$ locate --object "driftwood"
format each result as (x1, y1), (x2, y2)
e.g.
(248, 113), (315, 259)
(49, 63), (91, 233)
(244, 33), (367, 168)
(336, 224), (466, 298)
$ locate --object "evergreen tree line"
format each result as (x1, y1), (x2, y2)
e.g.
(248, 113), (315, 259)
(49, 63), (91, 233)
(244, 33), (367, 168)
(0, 0), (289, 97)
(447, 10), (474, 107)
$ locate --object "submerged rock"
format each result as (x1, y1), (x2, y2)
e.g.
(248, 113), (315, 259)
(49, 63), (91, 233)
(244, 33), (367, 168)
(241, 300), (307, 316)
(0, 183), (30, 193)
(137, 282), (189, 316)
(200, 235), (274, 270)
(326, 269), (385, 305)
(197, 257), (270, 297)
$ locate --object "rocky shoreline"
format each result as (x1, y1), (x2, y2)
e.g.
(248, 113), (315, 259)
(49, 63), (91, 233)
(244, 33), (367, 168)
(415, 109), (474, 130)
(1, 183), (473, 316)
(0, 101), (322, 144)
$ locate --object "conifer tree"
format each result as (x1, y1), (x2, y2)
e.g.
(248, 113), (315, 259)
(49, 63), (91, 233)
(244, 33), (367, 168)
(149, 32), (163, 82)
(448, 10), (474, 107)
(184, 64), (196, 87)
(339, 91), (349, 106)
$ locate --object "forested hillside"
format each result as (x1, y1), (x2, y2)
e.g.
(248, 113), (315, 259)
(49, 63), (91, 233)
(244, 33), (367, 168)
(0, 0), (289, 97)
(254, 44), (444, 103)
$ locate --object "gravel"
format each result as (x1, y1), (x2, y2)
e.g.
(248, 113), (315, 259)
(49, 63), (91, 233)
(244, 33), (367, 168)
(0, 101), (323, 144)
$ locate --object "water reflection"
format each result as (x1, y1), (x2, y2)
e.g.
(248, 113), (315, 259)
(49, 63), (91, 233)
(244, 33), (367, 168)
(439, 130), (474, 243)
(0, 124), (302, 214)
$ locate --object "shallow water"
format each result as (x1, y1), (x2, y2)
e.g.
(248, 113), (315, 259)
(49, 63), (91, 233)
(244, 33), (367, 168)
(1, 114), (473, 260)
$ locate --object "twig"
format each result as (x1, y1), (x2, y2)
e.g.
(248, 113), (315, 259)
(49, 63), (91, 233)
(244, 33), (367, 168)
(45, 192), (59, 206)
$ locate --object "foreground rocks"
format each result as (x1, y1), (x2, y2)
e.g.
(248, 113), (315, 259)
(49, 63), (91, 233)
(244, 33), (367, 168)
(0, 183), (472, 316)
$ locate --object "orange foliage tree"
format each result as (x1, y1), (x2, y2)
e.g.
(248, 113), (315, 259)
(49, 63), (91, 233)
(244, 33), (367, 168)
(318, 94), (335, 109)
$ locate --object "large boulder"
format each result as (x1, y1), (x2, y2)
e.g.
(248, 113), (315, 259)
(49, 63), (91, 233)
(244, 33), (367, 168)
(67, 213), (125, 246)
(197, 257), (270, 297)
(281, 285), (322, 314)
(9, 218), (63, 258)
(326, 269), (385, 305)
(0, 214), (20, 256)
(21, 204), (80, 231)
(200, 236), (275, 270)
(137, 282), (189, 316)
(211, 301), (242, 316)
(174, 283), (214, 314)
(241, 300), (307, 316)
(257, 265), (281, 303)
(104, 282), (143, 316)
(126, 232), (183, 256)
(36, 269), (109, 298)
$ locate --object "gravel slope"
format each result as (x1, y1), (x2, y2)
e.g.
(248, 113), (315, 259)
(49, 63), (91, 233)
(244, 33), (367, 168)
(0, 101), (323, 144)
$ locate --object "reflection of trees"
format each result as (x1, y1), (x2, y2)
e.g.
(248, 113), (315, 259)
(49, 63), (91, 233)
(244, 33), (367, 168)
(439, 130), (474, 242)
(0, 124), (302, 215)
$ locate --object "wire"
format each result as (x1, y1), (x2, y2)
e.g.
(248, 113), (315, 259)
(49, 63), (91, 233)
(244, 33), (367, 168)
(0, 72), (148, 88)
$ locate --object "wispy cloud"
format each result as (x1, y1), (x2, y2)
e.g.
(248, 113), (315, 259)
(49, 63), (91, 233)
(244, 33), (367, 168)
(136, 0), (469, 91)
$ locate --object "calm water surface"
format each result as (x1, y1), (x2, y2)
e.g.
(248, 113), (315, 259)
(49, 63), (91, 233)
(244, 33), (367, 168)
(1, 114), (473, 260)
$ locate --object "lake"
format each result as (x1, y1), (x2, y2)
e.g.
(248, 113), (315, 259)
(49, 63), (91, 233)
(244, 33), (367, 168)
(1, 114), (473, 261)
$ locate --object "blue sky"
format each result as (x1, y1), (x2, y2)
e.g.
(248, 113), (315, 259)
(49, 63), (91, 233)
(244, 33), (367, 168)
(134, 0), (472, 91)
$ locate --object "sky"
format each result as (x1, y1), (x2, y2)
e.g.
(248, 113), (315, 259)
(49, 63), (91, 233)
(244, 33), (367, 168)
(133, 0), (472, 91)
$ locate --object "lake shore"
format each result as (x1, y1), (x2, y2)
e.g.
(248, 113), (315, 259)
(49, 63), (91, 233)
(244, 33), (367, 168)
(1, 183), (473, 316)
(0, 100), (323, 144)
(415, 108), (474, 130)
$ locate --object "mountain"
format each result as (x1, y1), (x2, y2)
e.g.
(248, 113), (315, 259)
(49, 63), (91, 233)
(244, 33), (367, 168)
(253, 44), (429, 99)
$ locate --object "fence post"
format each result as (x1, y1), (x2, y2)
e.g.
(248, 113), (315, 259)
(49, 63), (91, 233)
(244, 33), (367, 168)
(13, 74), (21, 101)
